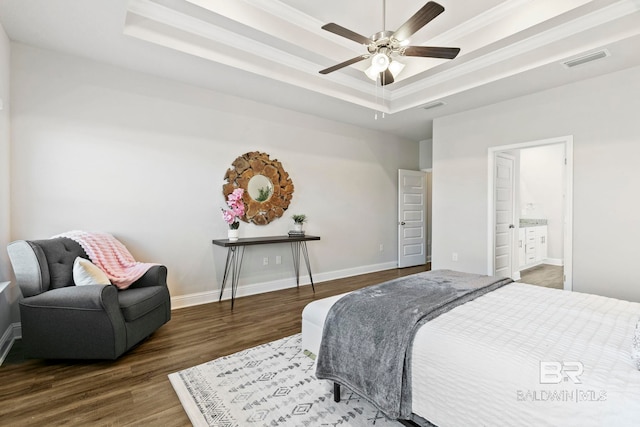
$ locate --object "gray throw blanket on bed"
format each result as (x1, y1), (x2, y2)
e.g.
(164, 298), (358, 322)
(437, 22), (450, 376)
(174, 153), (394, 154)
(315, 269), (513, 420)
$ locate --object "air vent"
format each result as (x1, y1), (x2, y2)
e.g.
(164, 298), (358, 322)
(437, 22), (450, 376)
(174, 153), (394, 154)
(562, 50), (609, 68)
(422, 101), (445, 110)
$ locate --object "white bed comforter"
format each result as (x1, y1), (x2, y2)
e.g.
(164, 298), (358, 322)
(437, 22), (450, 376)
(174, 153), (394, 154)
(411, 283), (640, 426)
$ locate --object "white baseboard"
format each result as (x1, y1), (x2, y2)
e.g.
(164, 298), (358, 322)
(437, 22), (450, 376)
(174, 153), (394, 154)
(1, 261), (403, 359)
(171, 261), (397, 310)
(0, 323), (22, 366)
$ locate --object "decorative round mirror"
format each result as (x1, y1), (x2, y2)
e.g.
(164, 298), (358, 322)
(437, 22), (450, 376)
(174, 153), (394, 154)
(223, 152), (294, 225)
(247, 175), (273, 202)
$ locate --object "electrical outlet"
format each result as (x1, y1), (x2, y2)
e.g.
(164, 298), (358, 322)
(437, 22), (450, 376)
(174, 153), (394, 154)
(263, 257), (269, 266)
(452, 252), (458, 262)
(276, 255), (282, 265)
(379, 244), (384, 252)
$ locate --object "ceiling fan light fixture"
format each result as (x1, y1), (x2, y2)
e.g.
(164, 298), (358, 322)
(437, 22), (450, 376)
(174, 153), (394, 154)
(319, 1), (458, 85)
(388, 60), (405, 78)
(371, 52), (390, 72)
(365, 59), (405, 81)
(365, 65), (379, 81)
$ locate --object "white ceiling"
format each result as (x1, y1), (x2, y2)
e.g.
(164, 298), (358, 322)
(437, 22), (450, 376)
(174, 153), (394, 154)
(1, 0), (639, 141)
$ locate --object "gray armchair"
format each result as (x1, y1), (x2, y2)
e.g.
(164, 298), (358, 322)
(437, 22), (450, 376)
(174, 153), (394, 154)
(7, 237), (171, 360)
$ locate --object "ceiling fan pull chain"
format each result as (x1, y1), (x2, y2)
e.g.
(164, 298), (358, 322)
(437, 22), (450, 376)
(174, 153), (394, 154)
(379, 79), (383, 119)
(374, 72), (379, 119)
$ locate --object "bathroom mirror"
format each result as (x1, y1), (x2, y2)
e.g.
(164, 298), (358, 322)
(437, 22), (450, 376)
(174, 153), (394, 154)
(223, 151), (294, 225)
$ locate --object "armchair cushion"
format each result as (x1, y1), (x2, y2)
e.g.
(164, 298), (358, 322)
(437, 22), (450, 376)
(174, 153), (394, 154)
(118, 286), (170, 322)
(36, 238), (89, 290)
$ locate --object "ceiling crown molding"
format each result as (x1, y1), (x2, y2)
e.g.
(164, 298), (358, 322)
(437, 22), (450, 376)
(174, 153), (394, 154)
(428, 0), (533, 45)
(126, 0), (384, 105)
(126, 0), (640, 115)
(389, 0), (640, 109)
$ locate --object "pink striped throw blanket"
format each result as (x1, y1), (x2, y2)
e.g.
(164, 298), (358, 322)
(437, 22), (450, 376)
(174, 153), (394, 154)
(54, 230), (159, 290)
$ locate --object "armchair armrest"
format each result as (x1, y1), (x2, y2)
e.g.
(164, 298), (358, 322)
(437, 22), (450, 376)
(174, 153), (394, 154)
(129, 265), (168, 289)
(18, 284), (128, 359)
(20, 284), (119, 311)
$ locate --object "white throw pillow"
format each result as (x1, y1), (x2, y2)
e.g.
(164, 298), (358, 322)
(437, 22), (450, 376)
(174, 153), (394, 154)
(73, 257), (111, 286)
(633, 320), (640, 370)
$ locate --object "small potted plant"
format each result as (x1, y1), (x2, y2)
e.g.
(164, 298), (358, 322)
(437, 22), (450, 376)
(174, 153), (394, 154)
(292, 214), (307, 233)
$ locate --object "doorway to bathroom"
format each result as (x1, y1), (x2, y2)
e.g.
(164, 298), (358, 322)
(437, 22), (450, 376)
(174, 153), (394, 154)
(488, 136), (573, 291)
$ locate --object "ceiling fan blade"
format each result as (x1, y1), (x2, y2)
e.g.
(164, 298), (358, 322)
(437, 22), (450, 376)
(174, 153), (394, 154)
(402, 46), (461, 59)
(319, 55), (369, 74)
(321, 23), (373, 45)
(392, 1), (445, 42)
(380, 69), (394, 86)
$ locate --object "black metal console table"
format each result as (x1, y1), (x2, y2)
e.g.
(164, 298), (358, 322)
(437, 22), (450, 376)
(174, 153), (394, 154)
(212, 235), (321, 308)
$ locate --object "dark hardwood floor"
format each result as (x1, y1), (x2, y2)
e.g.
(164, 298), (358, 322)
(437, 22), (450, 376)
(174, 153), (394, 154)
(0, 264), (429, 426)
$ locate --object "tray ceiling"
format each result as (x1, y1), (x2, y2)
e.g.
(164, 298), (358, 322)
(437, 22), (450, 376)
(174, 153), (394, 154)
(1, 0), (640, 140)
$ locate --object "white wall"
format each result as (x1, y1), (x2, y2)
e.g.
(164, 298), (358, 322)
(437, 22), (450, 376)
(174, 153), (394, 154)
(432, 64), (640, 302)
(0, 23), (10, 281)
(419, 139), (433, 170)
(520, 144), (564, 261)
(0, 22), (19, 361)
(10, 44), (419, 305)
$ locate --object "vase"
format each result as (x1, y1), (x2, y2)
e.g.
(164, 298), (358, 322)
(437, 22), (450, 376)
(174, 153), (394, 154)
(294, 223), (303, 232)
(228, 228), (239, 241)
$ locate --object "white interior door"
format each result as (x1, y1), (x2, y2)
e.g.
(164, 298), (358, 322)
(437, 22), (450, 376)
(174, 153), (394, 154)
(488, 136), (573, 291)
(494, 154), (515, 278)
(398, 169), (426, 268)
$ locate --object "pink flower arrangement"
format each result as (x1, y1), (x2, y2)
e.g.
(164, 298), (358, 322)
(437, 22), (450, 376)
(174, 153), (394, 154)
(222, 188), (245, 229)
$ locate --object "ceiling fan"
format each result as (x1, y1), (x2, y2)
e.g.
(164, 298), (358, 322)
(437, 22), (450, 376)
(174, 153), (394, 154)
(319, 1), (460, 85)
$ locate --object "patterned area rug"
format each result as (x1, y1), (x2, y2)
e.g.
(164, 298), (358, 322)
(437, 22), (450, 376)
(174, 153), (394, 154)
(169, 334), (402, 426)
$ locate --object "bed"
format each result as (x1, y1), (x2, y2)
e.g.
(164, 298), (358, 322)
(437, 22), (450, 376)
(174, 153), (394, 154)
(302, 274), (640, 426)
